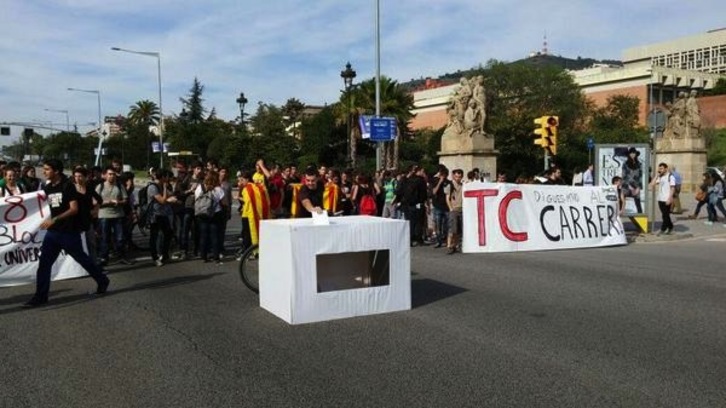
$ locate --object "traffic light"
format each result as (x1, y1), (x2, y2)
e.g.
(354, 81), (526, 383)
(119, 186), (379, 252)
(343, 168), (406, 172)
(23, 128), (34, 138)
(534, 116), (550, 150)
(546, 116), (558, 156)
(533, 116), (559, 156)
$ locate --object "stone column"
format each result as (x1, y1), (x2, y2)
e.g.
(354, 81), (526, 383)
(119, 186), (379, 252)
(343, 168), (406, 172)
(438, 130), (499, 179)
(654, 137), (707, 192)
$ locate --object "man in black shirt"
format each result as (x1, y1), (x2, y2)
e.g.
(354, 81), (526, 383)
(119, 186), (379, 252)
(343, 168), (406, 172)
(24, 159), (110, 307)
(297, 166), (324, 218)
(431, 166), (451, 248)
(395, 164), (428, 246)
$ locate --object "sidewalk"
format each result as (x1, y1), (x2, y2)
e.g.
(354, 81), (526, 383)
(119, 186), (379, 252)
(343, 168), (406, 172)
(627, 192), (726, 243)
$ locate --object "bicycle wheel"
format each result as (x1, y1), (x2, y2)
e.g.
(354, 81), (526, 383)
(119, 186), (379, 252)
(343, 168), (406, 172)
(239, 244), (260, 294)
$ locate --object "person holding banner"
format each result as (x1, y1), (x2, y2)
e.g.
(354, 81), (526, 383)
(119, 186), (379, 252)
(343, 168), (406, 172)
(0, 167), (26, 197)
(445, 169), (464, 254)
(24, 159), (110, 308)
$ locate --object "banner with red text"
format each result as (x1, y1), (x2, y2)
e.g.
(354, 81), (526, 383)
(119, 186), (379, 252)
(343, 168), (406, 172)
(0, 191), (88, 287)
(462, 182), (627, 253)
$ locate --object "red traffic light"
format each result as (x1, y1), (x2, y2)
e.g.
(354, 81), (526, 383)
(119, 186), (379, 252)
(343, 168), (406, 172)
(546, 116), (558, 126)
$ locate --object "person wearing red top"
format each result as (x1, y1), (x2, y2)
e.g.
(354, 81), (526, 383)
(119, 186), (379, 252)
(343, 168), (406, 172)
(267, 164), (286, 218)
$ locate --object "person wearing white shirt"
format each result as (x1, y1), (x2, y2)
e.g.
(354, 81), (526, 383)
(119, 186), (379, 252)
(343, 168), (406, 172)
(649, 162), (676, 235)
(582, 164), (594, 186)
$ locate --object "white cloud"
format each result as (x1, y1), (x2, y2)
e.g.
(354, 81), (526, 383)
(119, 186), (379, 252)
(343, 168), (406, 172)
(1, 0), (724, 145)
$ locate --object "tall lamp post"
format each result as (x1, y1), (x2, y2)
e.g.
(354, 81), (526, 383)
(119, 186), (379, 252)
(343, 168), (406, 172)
(67, 88), (103, 166)
(236, 92), (248, 127)
(340, 62), (357, 165)
(111, 46), (164, 168)
(44, 108), (70, 132)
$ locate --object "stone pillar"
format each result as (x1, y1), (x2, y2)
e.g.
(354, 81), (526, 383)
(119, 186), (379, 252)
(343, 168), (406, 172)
(654, 137), (707, 192)
(438, 130), (499, 179)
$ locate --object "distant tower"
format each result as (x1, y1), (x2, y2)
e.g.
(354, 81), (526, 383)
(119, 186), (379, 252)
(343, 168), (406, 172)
(542, 32), (549, 55)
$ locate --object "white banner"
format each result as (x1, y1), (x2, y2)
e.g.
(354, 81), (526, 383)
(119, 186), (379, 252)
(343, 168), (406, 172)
(0, 191), (88, 287)
(462, 182), (627, 253)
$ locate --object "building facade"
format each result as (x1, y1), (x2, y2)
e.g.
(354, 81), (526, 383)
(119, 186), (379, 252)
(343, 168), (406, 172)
(410, 29), (726, 132)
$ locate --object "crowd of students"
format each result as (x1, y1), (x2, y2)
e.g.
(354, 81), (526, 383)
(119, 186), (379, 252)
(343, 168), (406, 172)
(226, 161), (469, 255)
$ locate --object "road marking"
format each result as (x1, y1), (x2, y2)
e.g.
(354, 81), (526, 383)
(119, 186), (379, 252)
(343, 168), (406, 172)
(705, 238), (726, 242)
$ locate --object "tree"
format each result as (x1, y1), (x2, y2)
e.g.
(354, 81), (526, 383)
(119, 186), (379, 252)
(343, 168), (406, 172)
(282, 98), (306, 138)
(40, 131), (95, 168)
(588, 94), (648, 145)
(127, 100), (160, 128)
(164, 78), (236, 163)
(244, 102), (299, 167)
(479, 60), (591, 178)
(334, 76), (415, 169)
(298, 106), (344, 167)
(179, 77), (206, 123)
(126, 100), (160, 170)
(704, 77), (726, 96)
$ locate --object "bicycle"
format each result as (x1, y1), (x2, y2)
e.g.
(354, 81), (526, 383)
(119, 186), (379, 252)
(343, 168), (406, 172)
(127, 219), (150, 251)
(238, 210), (343, 294)
(238, 244), (259, 293)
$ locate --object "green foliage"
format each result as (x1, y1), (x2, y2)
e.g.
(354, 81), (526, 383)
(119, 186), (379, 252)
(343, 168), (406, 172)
(39, 132), (96, 168)
(179, 77), (207, 123)
(282, 98), (306, 139)
(704, 77), (726, 96)
(400, 128), (443, 172)
(164, 78), (236, 165)
(332, 75), (416, 168)
(298, 106), (345, 167)
(704, 128), (726, 165)
(244, 103), (299, 168)
(127, 100), (159, 128)
(562, 94), (649, 170)
(481, 60), (590, 177)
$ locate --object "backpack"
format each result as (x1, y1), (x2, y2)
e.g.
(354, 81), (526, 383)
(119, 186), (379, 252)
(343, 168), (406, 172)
(194, 188), (215, 218)
(359, 193), (378, 216)
(136, 182), (157, 228)
(718, 179), (726, 199)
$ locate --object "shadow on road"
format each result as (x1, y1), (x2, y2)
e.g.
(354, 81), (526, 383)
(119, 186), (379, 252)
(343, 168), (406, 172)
(412, 277), (466, 308)
(0, 273), (224, 316)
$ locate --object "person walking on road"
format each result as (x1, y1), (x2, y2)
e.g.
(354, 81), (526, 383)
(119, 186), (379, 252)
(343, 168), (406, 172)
(650, 162), (676, 235)
(24, 159), (110, 307)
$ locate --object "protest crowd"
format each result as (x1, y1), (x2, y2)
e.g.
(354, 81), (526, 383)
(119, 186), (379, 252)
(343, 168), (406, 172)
(0, 153), (712, 306)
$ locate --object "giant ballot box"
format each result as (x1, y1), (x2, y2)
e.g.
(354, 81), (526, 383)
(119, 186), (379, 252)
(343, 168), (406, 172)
(259, 216), (411, 324)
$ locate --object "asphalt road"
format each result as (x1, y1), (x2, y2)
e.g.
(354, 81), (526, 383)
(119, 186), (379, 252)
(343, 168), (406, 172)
(0, 234), (724, 407)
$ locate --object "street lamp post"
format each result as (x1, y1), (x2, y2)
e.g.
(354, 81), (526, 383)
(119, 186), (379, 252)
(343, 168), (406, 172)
(44, 108), (70, 132)
(374, 0), (382, 170)
(236, 92), (248, 127)
(340, 62), (356, 165)
(67, 88), (103, 166)
(111, 46), (164, 168)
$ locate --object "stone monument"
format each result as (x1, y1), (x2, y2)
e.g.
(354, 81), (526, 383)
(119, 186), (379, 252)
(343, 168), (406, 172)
(655, 90), (707, 192)
(438, 75), (499, 178)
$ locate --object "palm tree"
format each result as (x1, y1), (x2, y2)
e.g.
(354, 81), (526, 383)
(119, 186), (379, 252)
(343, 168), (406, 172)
(335, 76), (415, 169)
(127, 100), (160, 169)
(128, 100), (160, 128)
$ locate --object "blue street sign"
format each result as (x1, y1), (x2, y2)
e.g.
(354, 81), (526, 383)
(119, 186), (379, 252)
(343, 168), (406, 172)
(370, 117), (396, 141)
(359, 115), (397, 141)
(587, 137), (595, 151)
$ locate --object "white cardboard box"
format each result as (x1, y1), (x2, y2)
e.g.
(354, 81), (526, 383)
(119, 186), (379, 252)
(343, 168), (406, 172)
(259, 216), (411, 324)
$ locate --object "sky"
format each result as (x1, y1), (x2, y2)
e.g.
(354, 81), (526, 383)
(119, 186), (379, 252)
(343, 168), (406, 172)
(0, 0), (724, 145)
